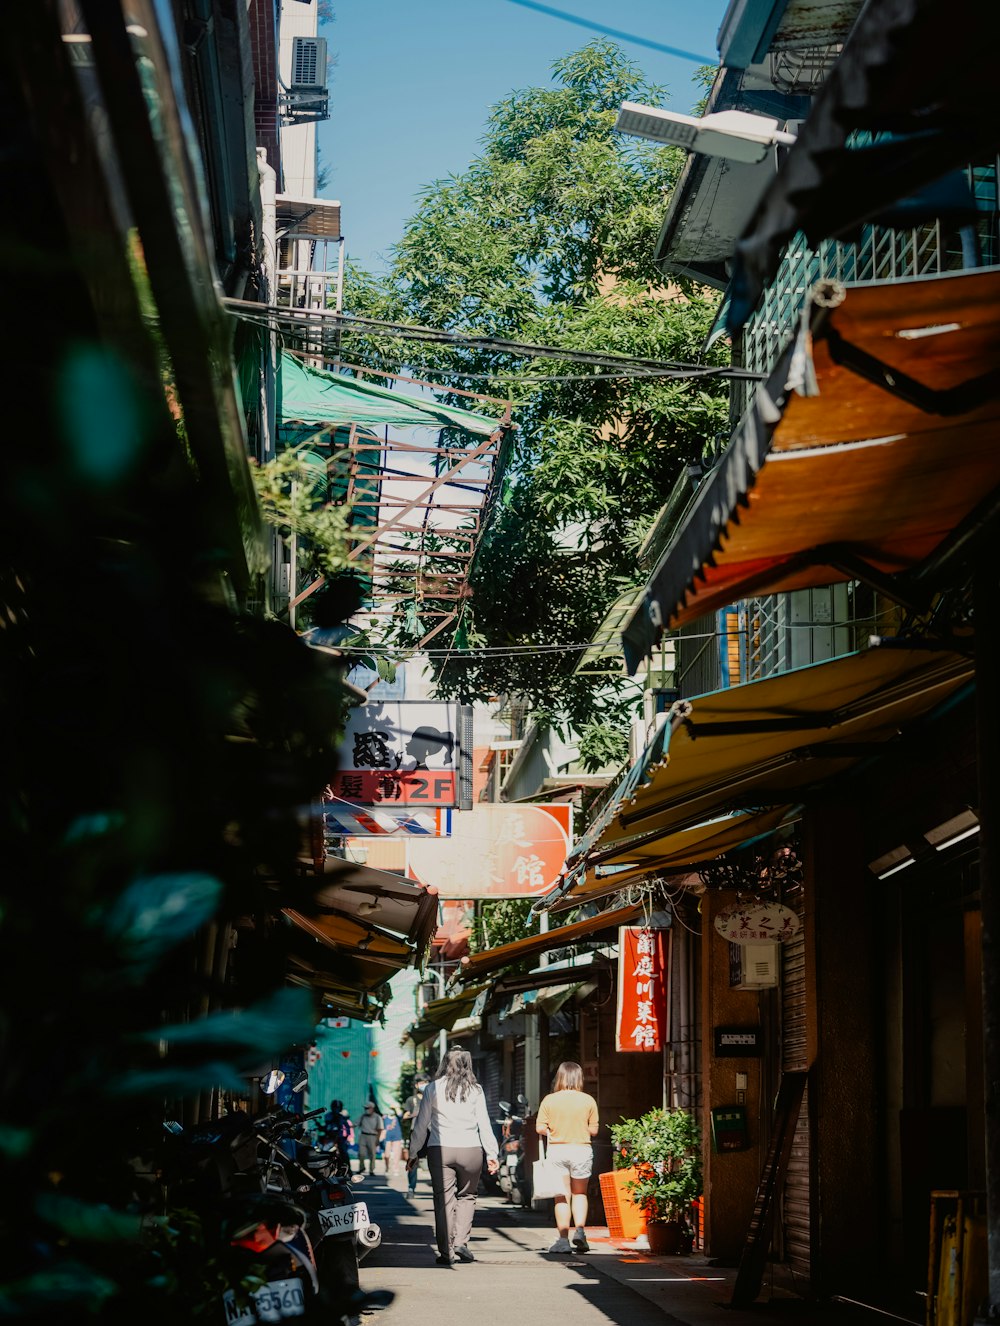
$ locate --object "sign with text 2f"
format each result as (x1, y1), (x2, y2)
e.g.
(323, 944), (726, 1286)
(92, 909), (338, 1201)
(329, 701), (469, 808)
(615, 926), (669, 1053)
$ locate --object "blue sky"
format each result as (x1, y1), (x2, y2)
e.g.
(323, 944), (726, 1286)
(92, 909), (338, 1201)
(318, 0), (729, 273)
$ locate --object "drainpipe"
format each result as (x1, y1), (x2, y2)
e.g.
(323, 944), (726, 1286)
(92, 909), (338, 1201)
(256, 146), (277, 463)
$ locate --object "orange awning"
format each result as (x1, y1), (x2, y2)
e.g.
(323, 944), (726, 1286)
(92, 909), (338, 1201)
(457, 901), (642, 983)
(624, 267), (1000, 669)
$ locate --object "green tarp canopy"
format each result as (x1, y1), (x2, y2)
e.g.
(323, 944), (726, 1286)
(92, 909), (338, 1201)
(276, 352), (499, 435)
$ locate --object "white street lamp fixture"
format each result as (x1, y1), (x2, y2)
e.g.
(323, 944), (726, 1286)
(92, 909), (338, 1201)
(616, 101), (797, 164)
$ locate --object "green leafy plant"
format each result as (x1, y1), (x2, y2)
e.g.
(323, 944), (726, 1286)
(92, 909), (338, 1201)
(608, 1107), (702, 1223)
(341, 43), (728, 726)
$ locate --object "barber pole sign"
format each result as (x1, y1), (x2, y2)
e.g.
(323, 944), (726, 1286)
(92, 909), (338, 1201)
(615, 927), (669, 1053)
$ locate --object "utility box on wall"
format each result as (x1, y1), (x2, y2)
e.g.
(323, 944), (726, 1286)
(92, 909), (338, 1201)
(710, 1105), (749, 1152)
(729, 941), (779, 989)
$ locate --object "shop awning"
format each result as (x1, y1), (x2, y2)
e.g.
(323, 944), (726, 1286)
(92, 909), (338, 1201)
(586, 645), (972, 858)
(623, 267), (1000, 669)
(727, 0), (999, 330)
(277, 351), (499, 435)
(546, 806), (795, 913)
(402, 984), (491, 1046)
(457, 902), (643, 983)
(302, 856), (439, 957)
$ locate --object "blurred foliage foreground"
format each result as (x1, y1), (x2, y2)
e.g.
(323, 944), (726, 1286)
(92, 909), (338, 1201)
(0, 87), (350, 1326)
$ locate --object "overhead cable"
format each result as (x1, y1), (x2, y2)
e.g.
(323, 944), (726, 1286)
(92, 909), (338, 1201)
(224, 298), (761, 382)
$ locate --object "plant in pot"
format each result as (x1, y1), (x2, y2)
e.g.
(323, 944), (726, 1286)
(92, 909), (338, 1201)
(608, 1108), (702, 1254)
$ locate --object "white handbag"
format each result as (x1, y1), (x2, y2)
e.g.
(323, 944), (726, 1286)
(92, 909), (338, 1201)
(531, 1139), (566, 1200)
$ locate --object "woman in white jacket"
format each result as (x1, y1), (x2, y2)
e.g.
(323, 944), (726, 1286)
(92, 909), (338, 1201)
(408, 1048), (499, 1265)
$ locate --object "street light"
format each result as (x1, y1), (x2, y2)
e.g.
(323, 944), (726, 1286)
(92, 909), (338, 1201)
(615, 102), (797, 164)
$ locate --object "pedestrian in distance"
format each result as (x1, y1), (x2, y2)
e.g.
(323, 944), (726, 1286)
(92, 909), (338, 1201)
(358, 1101), (384, 1176)
(322, 1098), (352, 1170)
(382, 1104), (404, 1176)
(535, 1061), (599, 1254)
(402, 1074), (428, 1193)
(407, 1048), (499, 1266)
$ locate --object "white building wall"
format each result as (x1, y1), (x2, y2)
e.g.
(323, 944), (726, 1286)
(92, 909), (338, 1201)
(278, 1), (318, 197)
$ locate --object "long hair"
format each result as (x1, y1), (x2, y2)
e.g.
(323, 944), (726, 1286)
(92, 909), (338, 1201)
(436, 1047), (479, 1102)
(553, 1061), (583, 1092)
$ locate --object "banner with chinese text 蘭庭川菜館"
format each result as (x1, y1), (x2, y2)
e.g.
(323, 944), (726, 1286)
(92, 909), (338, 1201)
(615, 927), (669, 1053)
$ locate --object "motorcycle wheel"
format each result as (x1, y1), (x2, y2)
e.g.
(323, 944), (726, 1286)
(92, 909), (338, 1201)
(316, 1235), (360, 1304)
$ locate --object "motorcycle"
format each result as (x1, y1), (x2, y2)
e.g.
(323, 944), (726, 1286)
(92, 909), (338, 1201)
(496, 1095), (531, 1209)
(252, 1107), (383, 1323)
(161, 1070), (389, 1326)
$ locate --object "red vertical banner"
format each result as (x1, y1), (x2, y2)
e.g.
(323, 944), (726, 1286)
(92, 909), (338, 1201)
(615, 926), (670, 1053)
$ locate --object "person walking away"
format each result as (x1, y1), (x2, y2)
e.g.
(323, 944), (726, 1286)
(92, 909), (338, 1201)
(358, 1102), (384, 1176)
(407, 1049), (499, 1265)
(402, 1075), (428, 1193)
(382, 1106), (404, 1176)
(535, 1061), (599, 1253)
(322, 1099), (352, 1171)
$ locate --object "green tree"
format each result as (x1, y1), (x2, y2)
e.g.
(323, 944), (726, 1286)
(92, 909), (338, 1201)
(342, 42), (728, 728)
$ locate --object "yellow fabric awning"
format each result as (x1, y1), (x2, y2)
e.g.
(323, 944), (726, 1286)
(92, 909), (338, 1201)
(591, 645), (972, 856)
(458, 901), (642, 983)
(548, 806), (795, 913)
(624, 267), (1000, 667)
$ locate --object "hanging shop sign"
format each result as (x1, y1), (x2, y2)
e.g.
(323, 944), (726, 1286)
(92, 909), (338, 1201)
(407, 804), (572, 899)
(615, 926), (669, 1053)
(323, 806), (452, 837)
(714, 902), (800, 945)
(327, 702), (471, 808)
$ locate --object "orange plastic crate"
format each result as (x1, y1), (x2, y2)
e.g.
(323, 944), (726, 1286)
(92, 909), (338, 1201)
(599, 1168), (648, 1241)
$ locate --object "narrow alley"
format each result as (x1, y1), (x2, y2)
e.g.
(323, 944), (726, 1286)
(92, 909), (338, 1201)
(353, 1172), (876, 1326)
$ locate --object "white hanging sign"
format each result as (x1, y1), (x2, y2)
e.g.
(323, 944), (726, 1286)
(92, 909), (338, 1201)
(714, 903), (800, 945)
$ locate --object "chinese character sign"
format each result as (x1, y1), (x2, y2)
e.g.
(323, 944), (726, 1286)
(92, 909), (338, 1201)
(407, 804), (572, 899)
(713, 903), (800, 945)
(615, 927), (669, 1053)
(328, 702), (462, 807)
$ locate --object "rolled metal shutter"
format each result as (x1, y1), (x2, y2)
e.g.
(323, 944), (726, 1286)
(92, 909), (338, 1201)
(780, 885), (812, 1288)
(513, 1040), (526, 1103)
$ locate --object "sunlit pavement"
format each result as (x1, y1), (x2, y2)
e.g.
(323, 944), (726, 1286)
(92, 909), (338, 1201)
(352, 1170), (877, 1326)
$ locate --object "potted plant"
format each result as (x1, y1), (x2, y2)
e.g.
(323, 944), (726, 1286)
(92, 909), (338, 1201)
(608, 1108), (702, 1255)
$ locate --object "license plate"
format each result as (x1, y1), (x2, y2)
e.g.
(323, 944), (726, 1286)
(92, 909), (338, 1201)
(223, 1278), (305, 1324)
(317, 1201), (369, 1235)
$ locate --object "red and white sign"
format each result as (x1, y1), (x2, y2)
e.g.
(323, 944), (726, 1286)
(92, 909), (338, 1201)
(330, 702), (462, 807)
(714, 903), (800, 945)
(407, 804), (572, 899)
(323, 806), (451, 837)
(615, 927), (669, 1053)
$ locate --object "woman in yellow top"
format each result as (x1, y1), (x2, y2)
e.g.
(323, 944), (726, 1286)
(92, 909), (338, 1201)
(535, 1061), (599, 1253)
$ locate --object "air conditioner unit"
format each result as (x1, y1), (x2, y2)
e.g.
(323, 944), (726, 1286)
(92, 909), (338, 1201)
(291, 36), (327, 89)
(730, 941), (780, 990)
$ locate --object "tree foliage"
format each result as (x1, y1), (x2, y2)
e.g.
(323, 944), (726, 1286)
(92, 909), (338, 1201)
(341, 42), (729, 727)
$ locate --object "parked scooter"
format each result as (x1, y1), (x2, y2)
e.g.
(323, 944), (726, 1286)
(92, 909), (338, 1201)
(496, 1096), (531, 1209)
(252, 1106), (382, 1322)
(161, 1069), (390, 1326)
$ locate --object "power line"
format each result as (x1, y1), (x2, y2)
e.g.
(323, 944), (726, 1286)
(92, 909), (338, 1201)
(224, 298), (760, 382)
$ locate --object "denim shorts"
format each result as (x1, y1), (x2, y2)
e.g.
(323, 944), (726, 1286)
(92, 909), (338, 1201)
(546, 1143), (593, 1179)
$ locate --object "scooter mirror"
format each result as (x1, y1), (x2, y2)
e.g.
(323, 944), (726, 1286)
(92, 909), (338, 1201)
(260, 1069), (285, 1095)
(498, 1100), (512, 1113)
(289, 1068), (309, 1093)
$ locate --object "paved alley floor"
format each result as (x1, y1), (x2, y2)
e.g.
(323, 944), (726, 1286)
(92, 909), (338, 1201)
(350, 1170), (892, 1326)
